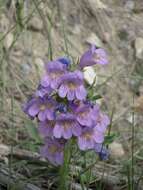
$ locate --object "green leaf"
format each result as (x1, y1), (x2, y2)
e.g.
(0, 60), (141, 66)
(91, 94), (102, 101)
(104, 133), (118, 145)
(25, 120), (41, 144)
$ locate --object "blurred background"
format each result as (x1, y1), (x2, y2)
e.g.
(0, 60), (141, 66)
(0, 0), (143, 189)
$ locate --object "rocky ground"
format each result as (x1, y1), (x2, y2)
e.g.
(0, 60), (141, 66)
(0, 0), (143, 189)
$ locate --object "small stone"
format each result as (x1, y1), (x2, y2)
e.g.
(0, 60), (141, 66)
(83, 66), (97, 86)
(109, 142), (125, 160)
(3, 33), (14, 49)
(28, 17), (43, 31)
(86, 33), (103, 47)
(135, 37), (143, 60)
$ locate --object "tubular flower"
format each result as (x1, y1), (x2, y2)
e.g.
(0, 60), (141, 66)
(79, 44), (108, 68)
(23, 96), (57, 121)
(35, 84), (53, 98)
(58, 71), (87, 100)
(38, 120), (55, 137)
(78, 127), (105, 151)
(75, 104), (94, 127)
(41, 61), (67, 89)
(40, 138), (64, 165)
(22, 44), (110, 165)
(53, 113), (82, 139)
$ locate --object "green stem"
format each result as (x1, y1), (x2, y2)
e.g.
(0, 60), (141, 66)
(59, 140), (72, 190)
(131, 95), (135, 190)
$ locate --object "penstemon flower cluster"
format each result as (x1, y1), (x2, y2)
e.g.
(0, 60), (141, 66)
(23, 44), (110, 166)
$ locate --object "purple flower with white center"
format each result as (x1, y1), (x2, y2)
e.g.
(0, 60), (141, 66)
(41, 61), (67, 89)
(78, 127), (105, 151)
(35, 84), (53, 97)
(24, 97), (57, 121)
(53, 113), (82, 139)
(79, 44), (108, 69)
(58, 70), (87, 101)
(40, 138), (64, 165)
(57, 57), (71, 66)
(75, 104), (94, 127)
(38, 120), (55, 137)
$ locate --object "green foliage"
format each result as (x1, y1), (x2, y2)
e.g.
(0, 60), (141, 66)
(104, 133), (119, 145)
(24, 120), (41, 144)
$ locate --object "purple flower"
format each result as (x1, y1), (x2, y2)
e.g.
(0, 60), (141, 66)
(24, 97), (57, 121)
(78, 127), (105, 150)
(41, 61), (67, 89)
(94, 111), (110, 133)
(38, 120), (55, 137)
(56, 103), (67, 113)
(79, 44), (108, 68)
(75, 104), (94, 127)
(22, 97), (37, 119)
(57, 57), (71, 66)
(94, 143), (109, 160)
(53, 113), (82, 139)
(58, 70), (87, 101)
(40, 138), (64, 165)
(35, 84), (53, 97)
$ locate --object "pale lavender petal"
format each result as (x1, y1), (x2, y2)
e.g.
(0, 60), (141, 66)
(86, 139), (95, 149)
(51, 78), (60, 89)
(72, 123), (82, 137)
(78, 137), (87, 150)
(63, 128), (72, 139)
(38, 123), (53, 137)
(95, 49), (108, 65)
(76, 86), (87, 100)
(93, 130), (104, 143)
(103, 115), (110, 126)
(38, 111), (47, 121)
(41, 75), (50, 87)
(74, 70), (84, 80)
(53, 124), (62, 138)
(58, 85), (68, 98)
(67, 90), (75, 100)
(94, 143), (103, 153)
(28, 104), (39, 116)
(95, 123), (107, 133)
(55, 152), (63, 165)
(46, 110), (54, 120)
(77, 116), (93, 127)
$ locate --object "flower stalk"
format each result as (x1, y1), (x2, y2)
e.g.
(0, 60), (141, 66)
(59, 140), (72, 190)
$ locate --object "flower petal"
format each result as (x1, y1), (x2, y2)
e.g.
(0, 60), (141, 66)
(28, 104), (39, 117)
(63, 128), (72, 139)
(72, 123), (82, 137)
(76, 86), (87, 100)
(41, 75), (50, 87)
(58, 85), (68, 98)
(67, 90), (75, 101)
(53, 124), (62, 138)
(38, 111), (47, 121)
